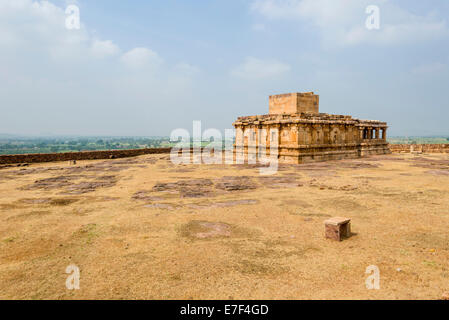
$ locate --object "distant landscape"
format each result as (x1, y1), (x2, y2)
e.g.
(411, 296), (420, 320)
(0, 135), (447, 155)
(0, 136), (171, 155)
(388, 136), (449, 145)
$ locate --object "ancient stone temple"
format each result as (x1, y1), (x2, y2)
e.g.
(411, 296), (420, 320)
(233, 92), (390, 164)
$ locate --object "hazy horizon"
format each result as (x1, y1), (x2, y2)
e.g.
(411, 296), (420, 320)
(1, 133), (448, 141)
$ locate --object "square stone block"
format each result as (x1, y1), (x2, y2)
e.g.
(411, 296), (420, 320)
(325, 217), (351, 241)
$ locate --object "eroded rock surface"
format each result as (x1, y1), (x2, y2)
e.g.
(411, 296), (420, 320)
(152, 179), (215, 198)
(214, 176), (257, 191)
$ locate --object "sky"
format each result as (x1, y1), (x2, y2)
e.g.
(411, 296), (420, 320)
(0, 0), (448, 136)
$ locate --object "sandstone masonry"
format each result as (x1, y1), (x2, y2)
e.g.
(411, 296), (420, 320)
(0, 148), (171, 165)
(389, 144), (449, 153)
(233, 92), (391, 164)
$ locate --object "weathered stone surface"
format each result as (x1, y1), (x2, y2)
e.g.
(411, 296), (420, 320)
(186, 199), (259, 209)
(214, 176), (257, 191)
(257, 176), (299, 188)
(325, 217), (351, 241)
(22, 174), (117, 195)
(390, 144), (449, 154)
(0, 148), (171, 165)
(132, 191), (163, 202)
(152, 179), (215, 198)
(269, 92), (319, 115)
(62, 176), (116, 195)
(22, 175), (82, 190)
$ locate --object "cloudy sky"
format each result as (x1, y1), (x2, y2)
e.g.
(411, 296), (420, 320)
(0, 0), (448, 136)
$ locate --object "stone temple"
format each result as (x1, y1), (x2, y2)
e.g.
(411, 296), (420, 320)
(233, 92), (390, 164)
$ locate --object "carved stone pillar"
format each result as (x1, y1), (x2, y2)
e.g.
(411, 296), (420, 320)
(235, 125), (243, 146)
(271, 123), (281, 148)
(341, 125), (346, 143)
(308, 124), (313, 145)
(256, 124), (262, 158)
(291, 125), (299, 146)
(312, 125), (318, 144)
(324, 125), (331, 144)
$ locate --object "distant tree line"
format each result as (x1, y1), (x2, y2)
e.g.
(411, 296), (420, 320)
(0, 137), (172, 155)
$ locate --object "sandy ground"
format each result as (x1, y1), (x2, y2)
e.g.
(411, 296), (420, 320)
(0, 153), (448, 300)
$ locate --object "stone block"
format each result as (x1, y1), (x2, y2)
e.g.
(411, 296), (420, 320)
(269, 92), (319, 115)
(325, 217), (351, 241)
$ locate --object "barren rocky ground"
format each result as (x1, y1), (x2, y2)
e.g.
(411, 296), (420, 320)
(0, 153), (448, 299)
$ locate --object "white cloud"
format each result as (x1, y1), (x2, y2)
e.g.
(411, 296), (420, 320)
(251, 0), (448, 47)
(91, 39), (120, 58)
(231, 57), (290, 80)
(0, 0), (91, 61)
(120, 47), (163, 69)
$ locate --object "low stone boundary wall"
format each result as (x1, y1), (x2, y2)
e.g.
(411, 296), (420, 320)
(2, 144), (448, 164)
(389, 144), (449, 153)
(0, 148), (172, 165)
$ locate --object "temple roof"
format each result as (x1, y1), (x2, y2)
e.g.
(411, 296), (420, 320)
(233, 113), (387, 127)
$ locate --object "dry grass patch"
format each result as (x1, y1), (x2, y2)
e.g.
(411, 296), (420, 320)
(71, 223), (100, 245)
(179, 221), (232, 239)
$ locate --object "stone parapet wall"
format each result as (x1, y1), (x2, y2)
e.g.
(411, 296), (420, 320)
(235, 141), (390, 164)
(0, 148), (172, 165)
(389, 144), (449, 153)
